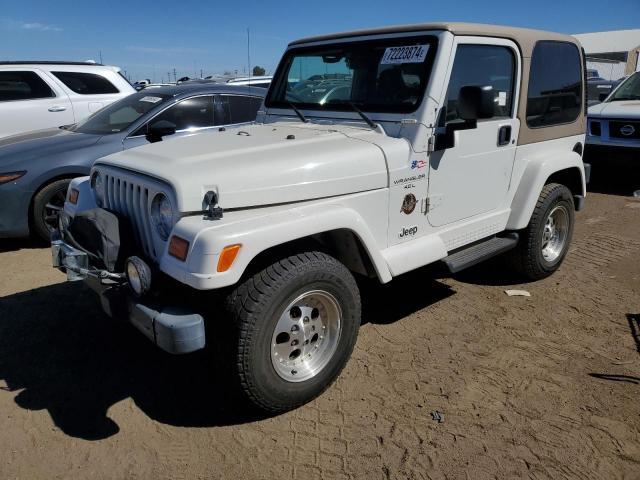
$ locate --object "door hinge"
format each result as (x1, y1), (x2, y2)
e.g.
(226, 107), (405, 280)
(422, 195), (442, 214)
(427, 135), (435, 154)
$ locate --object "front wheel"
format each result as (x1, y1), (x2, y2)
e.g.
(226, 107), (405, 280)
(32, 179), (71, 241)
(226, 251), (361, 413)
(507, 183), (575, 280)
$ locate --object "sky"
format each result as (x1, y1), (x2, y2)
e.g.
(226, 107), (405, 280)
(1, 0), (639, 82)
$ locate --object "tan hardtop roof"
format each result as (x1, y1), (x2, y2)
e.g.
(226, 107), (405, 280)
(289, 22), (580, 57)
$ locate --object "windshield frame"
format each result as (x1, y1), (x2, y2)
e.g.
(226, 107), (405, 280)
(71, 91), (173, 135)
(265, 35), (439, 115)
(608, 72), (640, 102)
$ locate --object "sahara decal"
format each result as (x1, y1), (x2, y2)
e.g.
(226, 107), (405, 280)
(401, 194), (417, 214)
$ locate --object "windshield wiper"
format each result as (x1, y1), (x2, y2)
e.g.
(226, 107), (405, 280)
(287, 101), (309, 123)
(346, 102), (377, 129)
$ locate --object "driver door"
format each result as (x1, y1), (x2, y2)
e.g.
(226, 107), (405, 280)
(427, 38), (521, 227)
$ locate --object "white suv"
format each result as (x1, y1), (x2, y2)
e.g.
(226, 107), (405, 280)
(52, 23), (587, 413)
(0, 62), (135, 138)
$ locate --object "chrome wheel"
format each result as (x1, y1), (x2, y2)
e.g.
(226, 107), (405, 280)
(541, 205), (569, 262)
(270, 290), (342, 383)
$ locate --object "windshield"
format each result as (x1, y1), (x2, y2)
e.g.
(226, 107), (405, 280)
(609, 73), (640, 102)
(266, 36), (437, 114)
(72, 92), (172, 134)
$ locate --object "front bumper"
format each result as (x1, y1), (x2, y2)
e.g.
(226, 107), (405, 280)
(51, 235), (205, 354)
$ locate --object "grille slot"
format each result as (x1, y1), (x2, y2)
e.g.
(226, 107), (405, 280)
(103, 173), (157, 258)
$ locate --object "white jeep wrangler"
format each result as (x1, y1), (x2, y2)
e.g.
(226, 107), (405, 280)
(52, 23), (587, 412)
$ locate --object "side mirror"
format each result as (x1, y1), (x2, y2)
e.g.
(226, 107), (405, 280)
(146, 120), (177, 143)
(458, 85), (495, 121)
(434, 86), (495, 151)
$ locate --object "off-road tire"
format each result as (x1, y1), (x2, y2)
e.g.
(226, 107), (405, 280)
(32, 179), (71, 241)
(225, 251), (361, 413)
(507, 183), (575, 280)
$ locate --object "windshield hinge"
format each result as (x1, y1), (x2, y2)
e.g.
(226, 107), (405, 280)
(427, 135), (436, 154)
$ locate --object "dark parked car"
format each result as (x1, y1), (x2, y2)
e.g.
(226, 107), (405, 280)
(586, 68), (623, 106)
(0, 84), (265, 240)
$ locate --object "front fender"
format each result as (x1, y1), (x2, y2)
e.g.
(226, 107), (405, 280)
(160, 196), (392, 290)
(507, 151), (585, 231)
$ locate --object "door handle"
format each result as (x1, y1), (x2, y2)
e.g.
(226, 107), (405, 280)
(498, 125), (512, 146)
(48, 106), (67, 112)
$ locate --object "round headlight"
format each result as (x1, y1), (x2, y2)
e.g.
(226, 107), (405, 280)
(91, 171), (104, 207)
(150, 193), (173, 240)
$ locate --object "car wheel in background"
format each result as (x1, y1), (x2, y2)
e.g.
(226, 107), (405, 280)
(32, 179), (71, 241)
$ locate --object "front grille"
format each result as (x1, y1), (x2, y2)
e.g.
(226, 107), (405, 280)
(102, 173), (158, 259)
(610, 121), (640, 139)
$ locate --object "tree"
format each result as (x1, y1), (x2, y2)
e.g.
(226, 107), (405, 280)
(252, 66), (266, 76)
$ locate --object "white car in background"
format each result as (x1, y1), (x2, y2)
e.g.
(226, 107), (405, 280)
(586, 71), (640, 163)
(0, 61), (135, 138)
(227, 75), (272, 89)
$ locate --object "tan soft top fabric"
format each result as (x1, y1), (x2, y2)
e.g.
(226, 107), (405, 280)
(289, 23), (586, 145)
(289, 23), (580, 57)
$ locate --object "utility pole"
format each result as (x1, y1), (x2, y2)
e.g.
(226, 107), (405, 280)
(247, 28), (251, 78)
(173, 68), (177, 83)
(99, 50), (103, 64)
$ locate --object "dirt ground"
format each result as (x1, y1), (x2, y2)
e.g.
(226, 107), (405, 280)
(0, 177), (638, 479)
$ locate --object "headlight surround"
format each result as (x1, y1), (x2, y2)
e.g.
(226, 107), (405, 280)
(91, 171), (105, 207)
(150, 193), (174, 240)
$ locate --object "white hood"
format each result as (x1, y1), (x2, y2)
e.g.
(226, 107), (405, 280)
(96, 122), (403, 211)
(589, 100), (640, 119)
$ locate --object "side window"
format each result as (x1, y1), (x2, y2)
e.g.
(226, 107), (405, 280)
(224, 95), (262, 124)
(132, 96), (214, 136)
(0, 71), (55, 101)
(444, 44), (515, 123)
(214, 95), (231, 126)
(526, 41), (582, 128)
(51, 71), (119, 95)
(148, 96), (214, 132)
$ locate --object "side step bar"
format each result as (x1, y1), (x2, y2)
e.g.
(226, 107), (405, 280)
(442, 233), (519, 273)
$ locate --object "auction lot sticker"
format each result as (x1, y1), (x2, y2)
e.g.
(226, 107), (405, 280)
(381, 45), (429, 64)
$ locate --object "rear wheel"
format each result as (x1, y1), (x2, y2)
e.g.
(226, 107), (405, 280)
(507, 183), (575, 280)
(32, 179), (71, 241)
(226, 251), (361, 412)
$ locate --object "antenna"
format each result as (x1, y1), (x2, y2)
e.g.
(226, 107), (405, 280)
(247, 27), (251, 89)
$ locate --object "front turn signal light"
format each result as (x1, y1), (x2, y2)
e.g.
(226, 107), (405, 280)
(217, 244), (241, 272)
(68, 188), (80, 205)
(0, 171), (26, 185)
(168, 235), (190, 261)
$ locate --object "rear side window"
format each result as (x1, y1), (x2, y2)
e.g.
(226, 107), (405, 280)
(218, 95), (262, 124)
(52, 71), (120, 94)
(145, 96), (214, 132)
(444, 44), (515, 124)
(526, 41), (582, 128)
(0, 71), (54, 101)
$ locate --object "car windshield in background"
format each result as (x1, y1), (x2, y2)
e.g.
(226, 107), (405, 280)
(266, 36), (437, 114)
(609, 73), (640, 102)
(72, 92), (172, 134)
